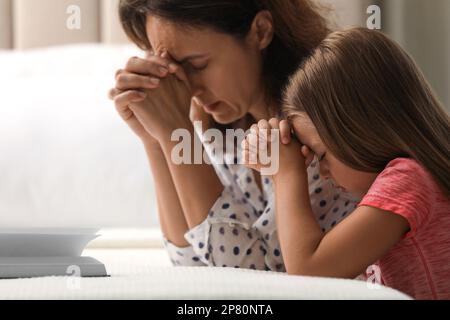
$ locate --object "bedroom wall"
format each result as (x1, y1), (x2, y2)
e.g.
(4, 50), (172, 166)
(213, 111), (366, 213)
(100, 0), (128, 44)
(0, 0), (129, 50)
(13, 0), (101, 49)
(381, 0), (450, 111)
(0, 0), (383, 50)
(0, 0), (12, 49)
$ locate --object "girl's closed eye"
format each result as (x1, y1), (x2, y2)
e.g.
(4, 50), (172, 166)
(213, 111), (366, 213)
(319, 153), (327, 162)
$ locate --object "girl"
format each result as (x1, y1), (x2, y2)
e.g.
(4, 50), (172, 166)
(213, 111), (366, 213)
(243, 28), (450, 299)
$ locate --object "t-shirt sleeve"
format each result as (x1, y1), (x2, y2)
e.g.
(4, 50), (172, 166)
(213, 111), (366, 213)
(358, 158), (437, 239)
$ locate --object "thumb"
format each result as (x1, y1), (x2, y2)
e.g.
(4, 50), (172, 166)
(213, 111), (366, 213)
(161, 51), (189, 84)
(190, 97), (212, 127)
(301, 145), (315, 167)
(144, 50), (154, 60)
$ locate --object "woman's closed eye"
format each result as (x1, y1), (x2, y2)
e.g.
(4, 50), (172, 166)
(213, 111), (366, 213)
(185, 62), (208, 73)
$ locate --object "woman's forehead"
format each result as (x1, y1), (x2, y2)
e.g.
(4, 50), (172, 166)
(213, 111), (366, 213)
(145, 16), (217, 58)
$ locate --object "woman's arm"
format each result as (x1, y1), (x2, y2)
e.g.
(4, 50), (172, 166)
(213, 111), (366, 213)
(110, 55), (221, 245)
(144, 141), (190, 247)
(158, 130), (224, 230)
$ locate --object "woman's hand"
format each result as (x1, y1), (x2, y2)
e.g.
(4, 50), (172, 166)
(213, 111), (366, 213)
(108, 52), (192, 145)
(241, 118), (313, 178)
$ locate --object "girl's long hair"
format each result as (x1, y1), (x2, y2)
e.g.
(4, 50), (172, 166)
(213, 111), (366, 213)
(284, 28), (450, 196)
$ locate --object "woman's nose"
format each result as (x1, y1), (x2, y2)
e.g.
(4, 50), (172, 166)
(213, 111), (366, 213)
(185, 75), (204, 97)
(191, 86), (203, 98)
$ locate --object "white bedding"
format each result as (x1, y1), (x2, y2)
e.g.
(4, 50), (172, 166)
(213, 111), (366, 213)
(0, 249), (412, 300)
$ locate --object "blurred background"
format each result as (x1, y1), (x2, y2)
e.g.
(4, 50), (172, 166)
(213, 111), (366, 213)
(0, 0), (449, 229)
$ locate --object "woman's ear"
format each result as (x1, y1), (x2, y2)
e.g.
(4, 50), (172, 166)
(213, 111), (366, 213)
(248, 10), (274, 51)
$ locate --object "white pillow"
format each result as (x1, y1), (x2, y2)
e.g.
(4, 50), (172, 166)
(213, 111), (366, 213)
(0, 44), (158, 228)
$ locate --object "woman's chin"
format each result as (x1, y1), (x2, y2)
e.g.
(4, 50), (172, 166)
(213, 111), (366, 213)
(212, 113), (238, 125)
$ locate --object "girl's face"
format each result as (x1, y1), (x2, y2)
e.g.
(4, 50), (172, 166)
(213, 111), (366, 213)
(145, 14), (273, 124)
(291, 115), (379, 198)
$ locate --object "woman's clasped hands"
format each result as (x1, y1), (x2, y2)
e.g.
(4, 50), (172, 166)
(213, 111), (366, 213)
(108, 51), (194, 146)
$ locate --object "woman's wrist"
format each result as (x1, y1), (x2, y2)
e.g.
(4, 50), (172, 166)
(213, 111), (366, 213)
(142, 136), (161, 149)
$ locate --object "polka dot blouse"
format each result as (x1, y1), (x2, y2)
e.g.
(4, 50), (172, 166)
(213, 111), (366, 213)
(163, 130), (358, 272)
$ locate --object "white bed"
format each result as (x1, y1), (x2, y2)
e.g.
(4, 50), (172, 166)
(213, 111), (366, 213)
(0, 247), (411, 300)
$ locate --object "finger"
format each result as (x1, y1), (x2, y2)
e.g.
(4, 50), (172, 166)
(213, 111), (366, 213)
(279, 120), (292, 145)
(125, 56), (170, 77)
(243, 148), (258, 171)
(247, 132), (259, 165)
(113, 90), (147, 112)
(161, 51), (188, 83)
(144, 49), (155, 59)
(258, 119), (270, 130)
(302, 145), (315, 167)
(257, 120), (270, 150)
(268, 118), (280, 130)
(115, 68), (125, 80)
(267, 118), (282, 146)
(108, 88), (121, 100)
(116, 72), (161, 90)
(242, 142), (250, 165)
(241, 137), (249, 151)
(250, 123), (259, 134)
(190, 97), (211, 124)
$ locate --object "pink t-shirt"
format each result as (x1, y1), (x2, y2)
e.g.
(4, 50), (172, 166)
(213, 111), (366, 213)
(359, 158), (450, 300)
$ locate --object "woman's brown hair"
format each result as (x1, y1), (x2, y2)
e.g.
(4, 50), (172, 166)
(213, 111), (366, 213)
(284, 27), (450, 196)
(118, 0), (330, 105)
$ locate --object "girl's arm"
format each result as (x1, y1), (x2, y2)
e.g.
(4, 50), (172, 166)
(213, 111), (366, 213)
(243, 118), (410, 279)
(273, 165), (410, 278)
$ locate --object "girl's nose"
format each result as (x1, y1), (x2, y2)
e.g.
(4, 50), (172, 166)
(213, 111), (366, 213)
(319, 165), (331, 180)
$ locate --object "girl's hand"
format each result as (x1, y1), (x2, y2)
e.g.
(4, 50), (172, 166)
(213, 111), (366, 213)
(108, 52), (192, 145)
(241, 118), (309, 177)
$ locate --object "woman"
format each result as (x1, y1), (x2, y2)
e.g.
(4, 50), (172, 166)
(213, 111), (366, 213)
(108, 0), (356, 271)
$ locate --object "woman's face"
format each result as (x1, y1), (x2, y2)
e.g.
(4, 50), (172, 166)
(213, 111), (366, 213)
(145, 14), (273, 124)
(291, 114), (379, 198)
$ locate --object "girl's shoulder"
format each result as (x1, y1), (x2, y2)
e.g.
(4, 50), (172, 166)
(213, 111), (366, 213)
(385, 158), (423, 171)
(381, 158), (436, 188)
(361, 158), (449, 239)
(380, 157), (448, 203)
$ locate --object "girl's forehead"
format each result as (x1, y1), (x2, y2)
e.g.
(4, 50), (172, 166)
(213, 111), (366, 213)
(292, 116), (322, 150)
